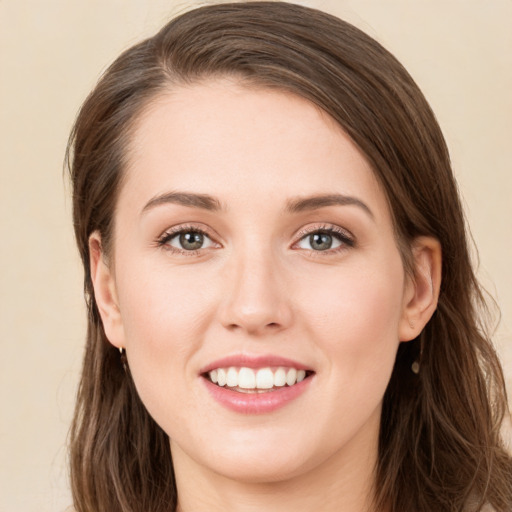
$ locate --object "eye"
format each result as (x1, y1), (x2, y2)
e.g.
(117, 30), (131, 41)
(294, 227), (354, 252)
(158, 228), (216, 252)
(297, 231), (341, 251)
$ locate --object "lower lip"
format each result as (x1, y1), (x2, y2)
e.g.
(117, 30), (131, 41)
(202, 375), (313, 414)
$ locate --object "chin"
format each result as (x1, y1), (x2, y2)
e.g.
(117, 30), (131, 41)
(209, 454), (311, 485)
(191, 432), (323, 485)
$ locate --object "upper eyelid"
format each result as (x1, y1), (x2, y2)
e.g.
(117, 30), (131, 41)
(158, 223), (219, 240)
(293, 223), (354, 241)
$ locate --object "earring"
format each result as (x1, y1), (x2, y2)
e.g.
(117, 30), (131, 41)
(119, 347), (128, 372)
(411, 336), (423, 375)
(407, 317), (420, 373)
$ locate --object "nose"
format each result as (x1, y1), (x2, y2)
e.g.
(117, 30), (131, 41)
(218, 250), (293, 336)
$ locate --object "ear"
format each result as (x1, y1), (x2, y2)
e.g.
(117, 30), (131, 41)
(89, 231), (125, 349)
(399, 236), (442, 341)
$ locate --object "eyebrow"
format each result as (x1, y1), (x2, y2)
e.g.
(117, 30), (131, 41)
(142, 191), (223, 214)
(285, 193), (374, 219)
(141, 191), (373, 219)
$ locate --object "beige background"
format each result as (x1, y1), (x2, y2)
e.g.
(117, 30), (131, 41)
(0, 1), (510, 510)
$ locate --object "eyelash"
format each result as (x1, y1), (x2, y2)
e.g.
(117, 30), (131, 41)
(156, 223), (355, 256)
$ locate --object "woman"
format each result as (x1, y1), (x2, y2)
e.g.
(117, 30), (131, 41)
(66, 2), (512, 511)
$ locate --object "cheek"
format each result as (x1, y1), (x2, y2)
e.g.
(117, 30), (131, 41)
(117, 256), (214, 345)
(114, 260), (216, 410)
(298, 257), (404, 387)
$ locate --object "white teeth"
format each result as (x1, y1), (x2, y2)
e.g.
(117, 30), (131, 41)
(226, 367), (238, 387)
(274, 367), (286, 387)
(238, 367), (256, 389)
(207, 366), (309, 390)
(285, 368), (297, 386)
(256, 368), (274, 389)
(217, 368), (227, 387)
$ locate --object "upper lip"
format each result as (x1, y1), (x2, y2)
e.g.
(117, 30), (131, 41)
(199, 354), (313, 374)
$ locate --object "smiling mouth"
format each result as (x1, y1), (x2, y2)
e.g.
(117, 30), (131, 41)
(203, 366), (315, 393)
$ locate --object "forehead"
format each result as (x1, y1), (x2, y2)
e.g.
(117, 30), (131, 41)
(121, 79), (388, 218)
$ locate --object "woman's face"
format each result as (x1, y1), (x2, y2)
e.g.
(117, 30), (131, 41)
(95, 80), (418, 483)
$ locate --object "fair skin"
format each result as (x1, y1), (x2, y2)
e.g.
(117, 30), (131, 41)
(90, 80), (441, 512)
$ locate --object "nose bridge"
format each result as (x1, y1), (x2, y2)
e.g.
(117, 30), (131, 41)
(219, 239), (291, 334)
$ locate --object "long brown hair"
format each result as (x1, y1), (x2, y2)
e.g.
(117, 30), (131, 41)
(66, 2), (512, 511)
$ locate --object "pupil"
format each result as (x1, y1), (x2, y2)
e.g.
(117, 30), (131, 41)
(180, 232), (204, 250)
(310, 232), (332, 251)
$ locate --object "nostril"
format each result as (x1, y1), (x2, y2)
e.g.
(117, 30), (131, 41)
(224, 321), (283, 333)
